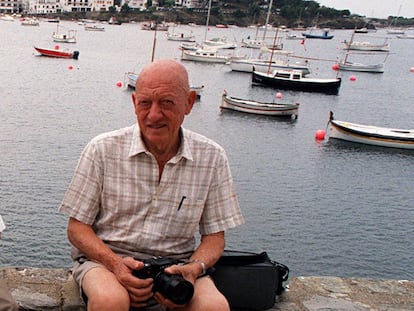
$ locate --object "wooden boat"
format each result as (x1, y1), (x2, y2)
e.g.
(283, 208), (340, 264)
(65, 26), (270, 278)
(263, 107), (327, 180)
(141, 22), (168, 31)
(302, 29), (334, 39)
(252, 69), (341, 95)
(85, 24), (105, 31)
(181, 49), (232, 63)
(108, 16), (122, 25)
(396, 34), (414, 39)
(228, 57), (311, 75)
(328, 112), (414, 150)
(21, 18), (39, 26)
(220, 91), (299, 117)
(167, 32), (195, 42)
(285, 33), (305, 40)
(354, 27), (368, 33)
(203, 37), (237, 49)
(343, 40), (390, 52)
(34, 46), (79, 59)
(338, 61), (384, 73)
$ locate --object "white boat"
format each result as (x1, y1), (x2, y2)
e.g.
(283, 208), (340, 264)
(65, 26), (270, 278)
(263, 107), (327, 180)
(181, 49), (234, 63)
(338, 61), (384, 73)
(396, 34), (414, 39)
(285, 33), (305, 40)
(167, 32), (195, 42)
(343, 40), (390, 52)
(108, 16), (122, 25)
(85, 24), (105, 31)
(52, 28), (77, 43)
(220, 90), (299, 117)
(0, 15), (14, 21)
(203, 37), (237, 49)
(386, 28), (405, 35)
(240, 38), (266, 49)
(21, 18), (39, 26)
(328, 111), (414, 150)
(179, 42), (201, 51)
(228, 57), (311, 75)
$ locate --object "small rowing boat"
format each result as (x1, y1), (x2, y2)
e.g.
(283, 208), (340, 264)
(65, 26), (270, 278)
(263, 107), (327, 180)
(328, 111), (414, 149)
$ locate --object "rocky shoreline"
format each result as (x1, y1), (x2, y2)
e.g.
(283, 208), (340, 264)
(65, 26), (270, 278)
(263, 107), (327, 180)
(1, 267), (413, 310)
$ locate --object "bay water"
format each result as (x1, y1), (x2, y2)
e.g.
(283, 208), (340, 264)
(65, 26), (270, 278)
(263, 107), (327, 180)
(0, 19), (413, 280)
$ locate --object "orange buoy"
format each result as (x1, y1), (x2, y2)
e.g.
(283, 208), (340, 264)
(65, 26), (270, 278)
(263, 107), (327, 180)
(116, 81), (123, 88)
(349, 75), (357, 81)
(332, 64), (339, 71)
(276, 92), (282, 99)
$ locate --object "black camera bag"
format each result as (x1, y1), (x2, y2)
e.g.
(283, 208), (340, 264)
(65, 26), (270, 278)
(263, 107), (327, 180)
(211, 250), (289, 310)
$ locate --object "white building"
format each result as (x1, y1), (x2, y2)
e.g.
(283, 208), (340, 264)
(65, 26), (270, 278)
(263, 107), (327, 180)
(0, 0), (22, 13)
(124, 0), (145, 11)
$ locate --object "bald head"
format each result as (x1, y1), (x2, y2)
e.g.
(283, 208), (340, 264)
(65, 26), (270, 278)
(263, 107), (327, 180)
(136, 59), (190, 93)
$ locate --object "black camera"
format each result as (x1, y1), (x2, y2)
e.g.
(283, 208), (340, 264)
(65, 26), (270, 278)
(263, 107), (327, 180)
(132, 257), (194, 305)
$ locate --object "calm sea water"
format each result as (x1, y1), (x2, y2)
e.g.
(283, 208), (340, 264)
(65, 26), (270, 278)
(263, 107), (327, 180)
(0, 19), (413, 280)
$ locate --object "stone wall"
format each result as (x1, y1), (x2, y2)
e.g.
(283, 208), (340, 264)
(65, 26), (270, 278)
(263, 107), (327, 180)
(1, 267), (414, 311)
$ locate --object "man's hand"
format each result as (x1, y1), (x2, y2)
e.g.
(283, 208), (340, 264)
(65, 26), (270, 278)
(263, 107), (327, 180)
(116, 257), (154, 308)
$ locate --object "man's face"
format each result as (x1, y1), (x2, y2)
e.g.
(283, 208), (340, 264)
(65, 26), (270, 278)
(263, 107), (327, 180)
(132, 69), (194, 153)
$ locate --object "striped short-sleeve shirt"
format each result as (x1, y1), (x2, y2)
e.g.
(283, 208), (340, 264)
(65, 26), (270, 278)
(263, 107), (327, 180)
(59, 124), (244, 258)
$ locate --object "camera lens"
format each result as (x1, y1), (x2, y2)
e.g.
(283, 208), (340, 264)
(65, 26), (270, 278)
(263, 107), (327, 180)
(154, 273), (194, 305)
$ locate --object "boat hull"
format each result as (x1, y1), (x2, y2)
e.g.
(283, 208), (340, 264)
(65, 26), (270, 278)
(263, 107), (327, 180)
(34, 47), (79, 59)
(181, 50), (229, 63)
(328, 116), (414, 150)
(302, 33), (334, 39)
(229, 59), (311, 75)
(338, 62), (384, 73)
(220, 93), (299, 117)
(252, 71), (341, 95)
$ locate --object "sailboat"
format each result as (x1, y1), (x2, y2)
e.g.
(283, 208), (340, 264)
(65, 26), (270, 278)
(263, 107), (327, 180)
(240, 0), (283, 49)
(387, 5), (405, 35)
(336, 32), (387, 73)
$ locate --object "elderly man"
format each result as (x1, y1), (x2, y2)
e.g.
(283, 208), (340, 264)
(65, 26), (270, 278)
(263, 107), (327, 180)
(59, 59), (244, 311)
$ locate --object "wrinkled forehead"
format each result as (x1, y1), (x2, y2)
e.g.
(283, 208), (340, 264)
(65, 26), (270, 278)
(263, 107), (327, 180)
(137, 62), (190, 92)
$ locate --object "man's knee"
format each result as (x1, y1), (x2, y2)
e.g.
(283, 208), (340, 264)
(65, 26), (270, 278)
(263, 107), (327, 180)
(82, 268), (130, 311)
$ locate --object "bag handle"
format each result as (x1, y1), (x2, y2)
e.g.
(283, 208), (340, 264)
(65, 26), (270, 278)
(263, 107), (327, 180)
(216, 250), (271, 266)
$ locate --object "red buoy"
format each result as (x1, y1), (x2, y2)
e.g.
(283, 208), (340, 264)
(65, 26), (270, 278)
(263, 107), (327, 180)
(315, 129), (326, 140)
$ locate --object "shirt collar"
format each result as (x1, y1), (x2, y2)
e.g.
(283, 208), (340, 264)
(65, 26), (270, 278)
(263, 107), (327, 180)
(128, 124), (193, 162)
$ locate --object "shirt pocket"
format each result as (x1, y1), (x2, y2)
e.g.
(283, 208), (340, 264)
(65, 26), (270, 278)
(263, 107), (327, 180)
(164, 197), (204, 238)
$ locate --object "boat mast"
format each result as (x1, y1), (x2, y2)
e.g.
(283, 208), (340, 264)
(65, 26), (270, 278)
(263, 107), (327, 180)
(343, 31), (355, 64)
(262, 0), (273, 41)
(151, 26), (157, 62)
(204, 0), (212, 41)
(267, 25), (279, 74)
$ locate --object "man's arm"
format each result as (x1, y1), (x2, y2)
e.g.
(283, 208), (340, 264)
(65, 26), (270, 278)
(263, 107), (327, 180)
(67, 217), (123, 272)
(165, 231), (225, 282)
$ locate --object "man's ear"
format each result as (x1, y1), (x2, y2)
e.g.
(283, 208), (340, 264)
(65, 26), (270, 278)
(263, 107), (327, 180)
(185, 90), (197, 115)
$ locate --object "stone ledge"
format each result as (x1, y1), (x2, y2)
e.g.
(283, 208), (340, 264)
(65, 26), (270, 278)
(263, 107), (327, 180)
(1, 267), (414, 310)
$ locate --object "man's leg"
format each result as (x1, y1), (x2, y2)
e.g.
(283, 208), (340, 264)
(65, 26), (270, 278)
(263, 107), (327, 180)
(82, 267), (130, 311)
(179, 276), (229, 311)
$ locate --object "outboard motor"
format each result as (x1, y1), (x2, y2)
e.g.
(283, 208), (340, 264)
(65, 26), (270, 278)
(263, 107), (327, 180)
(72, 51), (80, 60)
